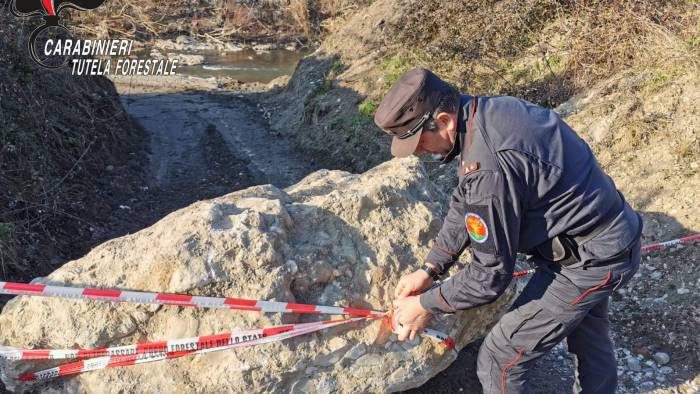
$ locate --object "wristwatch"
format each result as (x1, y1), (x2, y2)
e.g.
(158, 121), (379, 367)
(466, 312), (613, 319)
(421, 265), (442, 281)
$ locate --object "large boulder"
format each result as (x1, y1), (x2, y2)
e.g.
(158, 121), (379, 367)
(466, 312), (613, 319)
(0, 157), (521, 393)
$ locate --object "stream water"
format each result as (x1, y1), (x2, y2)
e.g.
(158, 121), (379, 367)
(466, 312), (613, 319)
(154, 48), (310, 82)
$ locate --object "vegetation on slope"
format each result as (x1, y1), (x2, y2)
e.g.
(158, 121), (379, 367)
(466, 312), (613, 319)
(0, 14), (145, 279)
(265, 0), (698, 173)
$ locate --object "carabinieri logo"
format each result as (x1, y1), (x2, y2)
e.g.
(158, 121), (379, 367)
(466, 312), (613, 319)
(10, 0), (105, 68)
(465, 212), (489, 243)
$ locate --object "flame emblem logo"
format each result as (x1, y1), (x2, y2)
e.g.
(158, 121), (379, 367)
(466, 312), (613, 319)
(465, 213), (489, 243)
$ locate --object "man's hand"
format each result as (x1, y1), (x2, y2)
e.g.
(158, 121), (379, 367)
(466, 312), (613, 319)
(392, 295), (432, 341)
(394, 269), (434, 299)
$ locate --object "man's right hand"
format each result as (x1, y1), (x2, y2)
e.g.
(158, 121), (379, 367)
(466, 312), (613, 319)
(394, 268), (435, 299)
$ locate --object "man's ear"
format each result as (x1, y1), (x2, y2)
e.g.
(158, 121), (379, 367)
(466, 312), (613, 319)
(435, 112), (456, 132)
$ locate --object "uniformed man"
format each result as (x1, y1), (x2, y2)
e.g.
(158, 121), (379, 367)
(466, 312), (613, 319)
(374, 68), (642, 393)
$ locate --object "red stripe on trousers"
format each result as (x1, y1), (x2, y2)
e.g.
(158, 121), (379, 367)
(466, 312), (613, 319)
(570, 271), (612, 305)
(501, 347), (525, 394)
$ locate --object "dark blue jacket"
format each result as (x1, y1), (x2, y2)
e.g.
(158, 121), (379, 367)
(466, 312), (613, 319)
(420, 95), (642, 313)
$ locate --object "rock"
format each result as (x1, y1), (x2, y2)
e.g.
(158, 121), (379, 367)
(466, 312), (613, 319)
(252, 43), (275, 52)
(284, 260), (298, 274)
(267, 75), (291, 90)
(676, 288), (690, 295)
(168, 53), (205, 66)
(653, 352), (670, 365)
(0, 157), (522, 393)
(659, 366), (673, 374)
(627, 356), (642, 372)
(175, 35), (192, 45)
(224, 43), (244, 52)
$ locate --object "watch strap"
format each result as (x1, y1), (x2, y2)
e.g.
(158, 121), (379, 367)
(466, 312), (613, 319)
(422, 265), (441, 281)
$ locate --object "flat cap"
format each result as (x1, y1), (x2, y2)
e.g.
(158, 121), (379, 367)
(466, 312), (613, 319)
(374, 68), (453, 157)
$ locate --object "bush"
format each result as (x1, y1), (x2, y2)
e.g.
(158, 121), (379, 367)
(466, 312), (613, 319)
(358, 98), (376, 118)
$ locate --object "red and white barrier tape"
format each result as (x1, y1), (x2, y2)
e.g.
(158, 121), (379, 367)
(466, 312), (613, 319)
(9, 316), (453, 382)
(0, 281), (384, 318)
(15, 317), (365, 382)
(0, 283), (453, 381)
(0, 319), (356, 361)
(640, 234), (700, 252)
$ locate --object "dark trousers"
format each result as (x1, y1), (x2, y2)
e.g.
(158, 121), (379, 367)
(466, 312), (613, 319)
(477, 239), (641, 394)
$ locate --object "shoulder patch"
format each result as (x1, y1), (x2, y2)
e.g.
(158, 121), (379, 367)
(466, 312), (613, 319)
(464, 204), (495, 253)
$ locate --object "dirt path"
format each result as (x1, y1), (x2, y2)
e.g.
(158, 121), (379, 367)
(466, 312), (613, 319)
(80, 90), (317, 245)
(122, 92), (315, 190)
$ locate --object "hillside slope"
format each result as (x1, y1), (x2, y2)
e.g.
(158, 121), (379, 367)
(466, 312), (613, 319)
(0, 13), (147, 281)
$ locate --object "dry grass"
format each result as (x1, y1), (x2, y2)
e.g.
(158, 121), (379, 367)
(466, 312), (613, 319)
(69, 0), (371, 42)
(560, 0), (698, 87)
(368, 0), (699, 107)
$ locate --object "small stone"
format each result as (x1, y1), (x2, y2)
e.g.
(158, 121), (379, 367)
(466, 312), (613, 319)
(676, 288), (690, 295)
(653, 352), (670, 365)
(639, 381), (655, 391)
(650, 271), (662, 280)
(175, 35), (190, 44)
(627, 356), (642, 372)
(105, 165), (114, 171)
(284, 260), (298, 274)
(659, 366), (673, 374)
